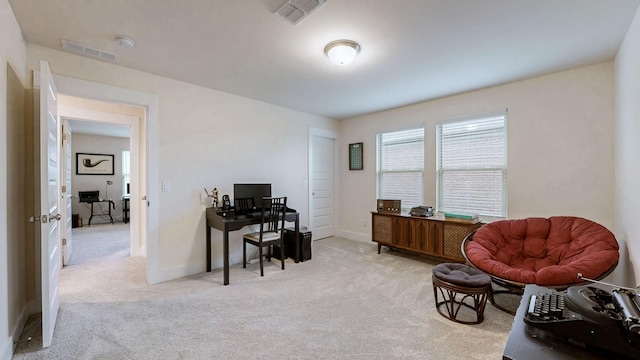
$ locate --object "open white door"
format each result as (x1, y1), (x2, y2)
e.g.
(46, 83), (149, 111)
(36, 60), (61, 348)
(61, 120), (73, 265)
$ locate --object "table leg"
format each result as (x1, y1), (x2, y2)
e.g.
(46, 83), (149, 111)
(223, 230), (230, 285)
(88, 202), (94, 226)
(206, 225), (211, 272)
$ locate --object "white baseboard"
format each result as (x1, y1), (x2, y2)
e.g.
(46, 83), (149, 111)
(2, 300), (33, 360)
(1, 335), (11, 360)
(336, 229), (371, 243)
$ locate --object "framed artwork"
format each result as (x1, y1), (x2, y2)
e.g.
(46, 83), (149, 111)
(76, 153), (114, 175)
(349, 142), (363, 170)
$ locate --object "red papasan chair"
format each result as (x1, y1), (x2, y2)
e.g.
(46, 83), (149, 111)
(462, 216), (619, 313)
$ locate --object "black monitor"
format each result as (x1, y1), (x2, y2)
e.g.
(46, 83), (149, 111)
(78, 190), (100, 203)
(233, 183), (271, 213)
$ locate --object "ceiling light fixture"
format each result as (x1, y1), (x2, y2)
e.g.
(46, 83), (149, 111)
(324, 40), (360, 66)
(115, 36), (135, 49)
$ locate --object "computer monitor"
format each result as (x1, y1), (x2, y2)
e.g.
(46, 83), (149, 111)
(78, 190), (100, 203)
(233, 183), (271, 213)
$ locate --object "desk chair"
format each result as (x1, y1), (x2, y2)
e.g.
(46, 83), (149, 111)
(234, 197), (255, 215)
(243, 196), (287, 276)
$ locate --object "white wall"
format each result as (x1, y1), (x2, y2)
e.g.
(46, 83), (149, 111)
(0, 0), (28, 358)
(71, 133), (129, 224)
(26, 44), (338, 283)
(615, 6), (640, 286)
(339, 63), (615, 240)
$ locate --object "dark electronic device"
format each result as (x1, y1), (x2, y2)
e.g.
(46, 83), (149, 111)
(410, 206), (434, 217)
(78, 190), (100, 203)
(233, 183), (271, 213)
(221, 195), (231, 211)
(524, 276), (640, 359)
(377, 199), (401, 213)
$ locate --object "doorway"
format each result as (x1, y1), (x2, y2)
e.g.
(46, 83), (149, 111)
(309, 128), (338, 240)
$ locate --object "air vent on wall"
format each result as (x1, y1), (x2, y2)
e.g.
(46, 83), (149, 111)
(61, 39), (120, 62)
(274, 0), (326, 25)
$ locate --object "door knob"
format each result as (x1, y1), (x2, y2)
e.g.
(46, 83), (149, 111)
(50, 213), (62, 221)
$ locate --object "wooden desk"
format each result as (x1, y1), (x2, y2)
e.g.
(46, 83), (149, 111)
(205, 207), (299, 285)
(87, 199), (115, 226)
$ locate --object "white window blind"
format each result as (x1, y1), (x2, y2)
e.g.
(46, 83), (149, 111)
(122, 150), (130, 196)
(377, 128), (424, 211)
(436, 113), (507, 218)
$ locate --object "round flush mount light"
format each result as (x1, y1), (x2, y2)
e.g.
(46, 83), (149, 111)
(115, 36), (135, 49)
(324, 40), (360, 66)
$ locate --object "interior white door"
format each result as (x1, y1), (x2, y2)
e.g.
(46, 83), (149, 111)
(61, 121), (72, 265)
(310, 135), (335, 240)
(38, 60), (61, 348)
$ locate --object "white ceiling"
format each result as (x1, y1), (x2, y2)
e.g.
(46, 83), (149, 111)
(10, 0), (640, 120)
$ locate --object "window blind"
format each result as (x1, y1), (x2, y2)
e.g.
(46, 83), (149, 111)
(377, 128), (424, 211)
(436, 113), (507, 218)
(122, 150), (131, 196)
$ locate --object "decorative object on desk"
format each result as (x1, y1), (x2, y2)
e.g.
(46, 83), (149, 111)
(222, 194), (231, 210)
(76, 153), (114, 175)
(377, 199), (401, 213)
(444, 211), (479, 221)
(410, 206), (433, 217)
(105, 180), (113, 200)
(212, 188), (219, 208)
(349, 142), (363, 170)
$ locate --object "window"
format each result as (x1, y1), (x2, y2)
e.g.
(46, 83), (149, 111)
(376, 128), (424, 211)
(122, 150), (130, 196)
(436, 111), (507, 219)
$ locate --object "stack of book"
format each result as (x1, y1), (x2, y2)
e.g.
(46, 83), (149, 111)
(443, 212), (480, 222)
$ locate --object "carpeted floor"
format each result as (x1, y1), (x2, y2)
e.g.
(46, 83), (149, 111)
(14, 224), (514, 359)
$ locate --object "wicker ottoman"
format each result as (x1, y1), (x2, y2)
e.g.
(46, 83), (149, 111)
(432, 263), (492, 324)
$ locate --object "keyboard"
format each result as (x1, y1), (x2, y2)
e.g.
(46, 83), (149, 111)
(526, 293), (568, 321)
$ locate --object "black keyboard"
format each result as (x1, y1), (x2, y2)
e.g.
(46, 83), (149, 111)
(527, 293), (568, 320)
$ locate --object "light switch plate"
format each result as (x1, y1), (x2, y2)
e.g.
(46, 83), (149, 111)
(162, 181), (170, 192)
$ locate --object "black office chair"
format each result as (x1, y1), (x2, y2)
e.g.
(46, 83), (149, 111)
(243, 196), (287, 276)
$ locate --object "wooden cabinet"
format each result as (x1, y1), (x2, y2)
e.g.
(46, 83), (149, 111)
(372, 212), (480, 262)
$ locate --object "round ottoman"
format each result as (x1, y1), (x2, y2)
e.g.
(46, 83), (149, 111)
(432, 263), (492, 324)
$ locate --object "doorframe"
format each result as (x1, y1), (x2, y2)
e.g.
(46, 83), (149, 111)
(58, 106), (141, 257)
(308, 127), (339, 240)
(50, 73), (161, 284)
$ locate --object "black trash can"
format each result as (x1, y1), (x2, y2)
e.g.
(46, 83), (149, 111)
(274, 226), (312, 262)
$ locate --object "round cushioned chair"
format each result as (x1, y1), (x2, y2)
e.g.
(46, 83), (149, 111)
(462, 216), (619, 314)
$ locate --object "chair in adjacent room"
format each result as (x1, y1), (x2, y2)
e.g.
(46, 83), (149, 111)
(243, 196), (287, 276)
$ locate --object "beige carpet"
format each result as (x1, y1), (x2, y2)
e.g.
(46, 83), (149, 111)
(14, 224), (514, 359)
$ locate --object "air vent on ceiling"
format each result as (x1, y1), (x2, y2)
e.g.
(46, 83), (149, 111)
(274, 0), (326, 25)
(61, 39), (120, 62)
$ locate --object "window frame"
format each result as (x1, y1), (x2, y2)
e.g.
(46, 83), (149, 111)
(376, 127), (425, 212)
(436, 110), (507, 220)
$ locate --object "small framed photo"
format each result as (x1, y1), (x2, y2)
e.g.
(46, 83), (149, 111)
(349, 142), (363, 170)
(76, 153), (114, 175)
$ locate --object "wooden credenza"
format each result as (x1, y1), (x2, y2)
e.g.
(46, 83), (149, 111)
(371, 212), (482, 262)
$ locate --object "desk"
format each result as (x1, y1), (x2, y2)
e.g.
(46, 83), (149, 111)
(87, 199), (115, 226)
(503, 284), (629, 360)
(205, 207), (299, 285)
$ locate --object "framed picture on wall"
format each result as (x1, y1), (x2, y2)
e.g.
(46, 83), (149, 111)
(76, 153), (114, 175)
(349, 142), (363, 170)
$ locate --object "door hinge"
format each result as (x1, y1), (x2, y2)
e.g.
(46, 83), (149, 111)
(62, 238), (67, 245)
(61, 185), (67, 193)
